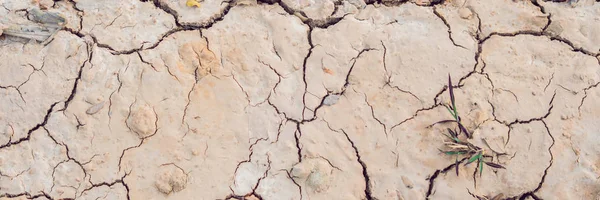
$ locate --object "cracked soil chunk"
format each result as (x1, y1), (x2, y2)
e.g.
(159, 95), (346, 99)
(483, 35), (600, 124)
(537, 87), (600, 199)
(2, 0), (600, 199)
(468, 0), (548, 38)
(434, 1), (479, 50)
(50, 161), (86, 198)
(0, 129), (66, 197)
(77, 0), (176, 52)
(475, 122), (553, 197)
(294, 120), (366, 199)
(139, 30), (222, 81)
(279, 0), (367, 22)
(0, 31), (87, 144)
(281, 0), (336, 20)
(203, 4), (310, 120)
(304, 3), (474, 121)
(254, 172), (302, 200)
(542, 0), (600, 54)
(153, 0), (229, 26)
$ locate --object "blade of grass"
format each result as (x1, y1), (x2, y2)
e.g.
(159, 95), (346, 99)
(437, 120), (456, 124)
(448, 74), (457, 118)
(466, 152), (482, 165)
(457, 122), (471, 138)
(445, 105), (457, 120)
(485, 162), (505, 169)
(447, 128), (457, 138)
(444, 151), (465, 155)
(442, 132), (456, 142)
(453, 106), (458, 121)
(446, 128), (460, 142)
(479, 158), (483, 176)
(428, 119), (456, 128)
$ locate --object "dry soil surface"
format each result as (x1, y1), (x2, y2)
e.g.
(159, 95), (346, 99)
(0, 0), (599, 199)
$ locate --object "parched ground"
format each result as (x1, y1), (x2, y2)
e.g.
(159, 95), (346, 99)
(0, 0), (599, 199)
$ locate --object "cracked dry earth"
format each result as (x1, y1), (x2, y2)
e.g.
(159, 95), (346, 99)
(1, 0), (600, 199)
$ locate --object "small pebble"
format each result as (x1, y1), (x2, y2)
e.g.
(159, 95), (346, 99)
(86, 101), (105, 115)
(323, 94), (340, 106)
(401, 176), (414, 189)
(459, 8), (472, 19)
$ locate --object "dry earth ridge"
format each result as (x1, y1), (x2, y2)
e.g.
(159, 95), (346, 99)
(0, 0), (599, 199)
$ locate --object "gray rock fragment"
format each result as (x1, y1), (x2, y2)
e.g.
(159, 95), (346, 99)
(86, 102), (105, 115)
(323, 94), (340, 106)
(1, 7), (65, 42)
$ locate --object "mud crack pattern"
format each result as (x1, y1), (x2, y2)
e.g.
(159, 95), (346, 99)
(0, 0), (599, 199)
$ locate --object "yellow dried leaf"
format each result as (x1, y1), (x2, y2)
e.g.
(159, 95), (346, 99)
(186, 0), (202, 8)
